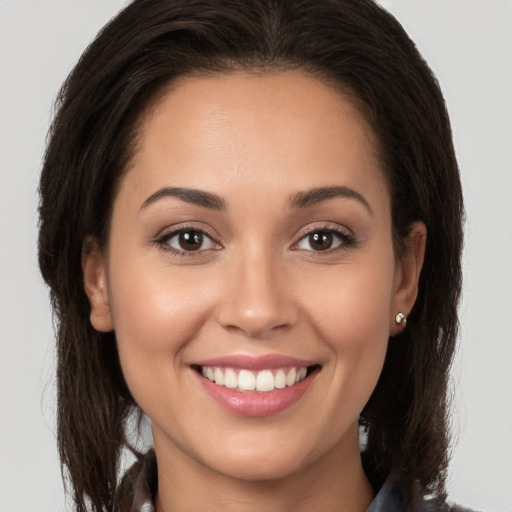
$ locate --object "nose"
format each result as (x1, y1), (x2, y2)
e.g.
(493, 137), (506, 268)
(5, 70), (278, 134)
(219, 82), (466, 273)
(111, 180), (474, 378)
(216, 246), (298, 338)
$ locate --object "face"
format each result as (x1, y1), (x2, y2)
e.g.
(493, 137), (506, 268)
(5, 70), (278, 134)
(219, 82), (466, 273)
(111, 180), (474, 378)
(84, 71), (424, 483)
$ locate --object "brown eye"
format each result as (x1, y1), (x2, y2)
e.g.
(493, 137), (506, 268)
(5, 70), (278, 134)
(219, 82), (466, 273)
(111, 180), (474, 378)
(296, 228), (350, 253)
(161, 229), (216, 254)
(308, 232), (334, 251)
(179, 231), (203, 251)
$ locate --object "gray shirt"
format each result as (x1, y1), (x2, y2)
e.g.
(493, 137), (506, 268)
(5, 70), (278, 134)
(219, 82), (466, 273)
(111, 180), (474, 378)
(118, 450), (476, 512)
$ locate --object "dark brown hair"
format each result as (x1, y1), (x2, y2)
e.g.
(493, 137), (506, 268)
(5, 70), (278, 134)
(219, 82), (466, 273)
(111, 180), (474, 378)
(38, 0), (463, 510)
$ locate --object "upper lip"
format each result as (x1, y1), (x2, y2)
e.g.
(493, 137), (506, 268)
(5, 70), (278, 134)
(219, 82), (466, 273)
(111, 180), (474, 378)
(192, 354), (317, 371)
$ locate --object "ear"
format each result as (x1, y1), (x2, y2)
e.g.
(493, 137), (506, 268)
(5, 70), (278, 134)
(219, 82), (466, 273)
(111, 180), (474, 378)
(390, 221), (427, 335)
(82, 236), (113, 332)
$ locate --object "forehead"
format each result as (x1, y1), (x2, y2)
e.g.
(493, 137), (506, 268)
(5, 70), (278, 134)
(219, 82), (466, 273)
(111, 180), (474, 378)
(123, 70), (388, 211)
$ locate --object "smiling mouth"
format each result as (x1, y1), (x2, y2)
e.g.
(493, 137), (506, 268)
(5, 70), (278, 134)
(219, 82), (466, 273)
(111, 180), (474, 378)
(193, 365), (321, 393)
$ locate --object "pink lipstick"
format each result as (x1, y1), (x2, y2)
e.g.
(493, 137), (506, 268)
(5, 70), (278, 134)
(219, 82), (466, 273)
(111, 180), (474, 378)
(191, 354), (320, 416)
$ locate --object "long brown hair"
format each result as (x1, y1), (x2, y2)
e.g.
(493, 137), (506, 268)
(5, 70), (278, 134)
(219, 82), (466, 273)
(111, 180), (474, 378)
(38, 0), (463, 510)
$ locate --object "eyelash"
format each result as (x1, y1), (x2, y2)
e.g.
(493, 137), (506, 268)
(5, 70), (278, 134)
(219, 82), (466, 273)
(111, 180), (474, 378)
(153, 225), (221, 257)
(292, 225), (357, 255)
(153, 224), (357, 257)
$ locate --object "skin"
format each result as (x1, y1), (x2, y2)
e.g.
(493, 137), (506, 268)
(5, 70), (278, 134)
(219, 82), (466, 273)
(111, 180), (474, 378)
(83, 71), (426, 512)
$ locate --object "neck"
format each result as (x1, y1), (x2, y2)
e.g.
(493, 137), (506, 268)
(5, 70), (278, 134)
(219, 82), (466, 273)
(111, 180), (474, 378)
(154, 423), (374, 512)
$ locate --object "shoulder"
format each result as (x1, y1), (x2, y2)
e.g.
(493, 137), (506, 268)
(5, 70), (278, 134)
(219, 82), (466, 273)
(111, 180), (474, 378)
(418, 496), (480, 512)
(366, 469), (480, 512)
(117, 450), (157, 512)
(447, 504), (480, 512)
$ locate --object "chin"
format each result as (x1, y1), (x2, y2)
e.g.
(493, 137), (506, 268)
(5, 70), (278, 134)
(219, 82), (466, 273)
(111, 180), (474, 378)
(204, 451), (309, 483)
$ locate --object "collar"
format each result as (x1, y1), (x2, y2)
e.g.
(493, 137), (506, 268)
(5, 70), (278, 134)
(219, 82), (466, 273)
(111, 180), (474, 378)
(120, 450), (459, 512)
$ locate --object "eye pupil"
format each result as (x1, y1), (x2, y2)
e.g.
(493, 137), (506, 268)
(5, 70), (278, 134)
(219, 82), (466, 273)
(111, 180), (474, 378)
(309, 232), (333, 251)
(179, 231), (203, 250)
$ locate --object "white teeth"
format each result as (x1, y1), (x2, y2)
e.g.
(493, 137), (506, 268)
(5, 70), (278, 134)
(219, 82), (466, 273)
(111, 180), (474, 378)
(224, 368), (238, 389)
(274, 369), (286, 389)
(238, 369), (256, 390)
(256, 370), (274, 392)
(214, 367), (224, 386)
(286, 367), (297, 387)
(201, 365), (311, 392)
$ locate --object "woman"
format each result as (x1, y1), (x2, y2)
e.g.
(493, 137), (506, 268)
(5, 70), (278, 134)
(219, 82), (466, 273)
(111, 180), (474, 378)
(38, 0), (467, 511)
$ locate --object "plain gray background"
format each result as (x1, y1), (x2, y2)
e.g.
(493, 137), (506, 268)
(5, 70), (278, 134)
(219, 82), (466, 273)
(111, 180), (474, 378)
(1, 1), (511, 510)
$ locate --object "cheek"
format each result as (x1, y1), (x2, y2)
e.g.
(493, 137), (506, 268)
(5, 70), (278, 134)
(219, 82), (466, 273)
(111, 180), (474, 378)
(106, 258), (217, 400)
(299, 255), (395, 406)
(303, 256), (395, 345)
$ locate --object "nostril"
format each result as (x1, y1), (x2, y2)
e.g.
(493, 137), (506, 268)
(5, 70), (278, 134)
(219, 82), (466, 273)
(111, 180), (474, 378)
(216, 271), (299, 337)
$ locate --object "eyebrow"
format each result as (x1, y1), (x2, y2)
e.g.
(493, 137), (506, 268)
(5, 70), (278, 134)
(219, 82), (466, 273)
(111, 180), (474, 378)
(140, 187), (227, 211)
(290, 186), (373, 215)
(140, 184), (372, 214)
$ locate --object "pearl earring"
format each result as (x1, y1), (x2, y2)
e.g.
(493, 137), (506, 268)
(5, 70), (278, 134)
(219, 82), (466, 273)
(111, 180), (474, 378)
(395, 312), (407, 328)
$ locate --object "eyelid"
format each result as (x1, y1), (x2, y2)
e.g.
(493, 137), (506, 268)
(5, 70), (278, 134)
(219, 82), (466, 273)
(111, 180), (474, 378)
(152, 221), (356, 257)
(291, 222), (356, 253)
(294, 222), (354, 241)
(153, 223), (223, 256)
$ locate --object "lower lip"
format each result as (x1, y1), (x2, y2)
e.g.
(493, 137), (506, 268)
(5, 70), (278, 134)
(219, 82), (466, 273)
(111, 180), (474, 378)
(196, 370), (316, 417)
